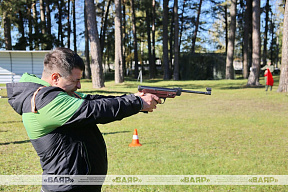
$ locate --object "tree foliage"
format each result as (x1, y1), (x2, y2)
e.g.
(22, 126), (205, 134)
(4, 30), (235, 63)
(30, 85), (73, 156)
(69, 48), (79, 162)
(0, 0), (287, 85)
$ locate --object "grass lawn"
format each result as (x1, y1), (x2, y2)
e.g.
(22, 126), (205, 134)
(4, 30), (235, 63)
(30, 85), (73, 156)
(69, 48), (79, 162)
(0, 75), (288, 191)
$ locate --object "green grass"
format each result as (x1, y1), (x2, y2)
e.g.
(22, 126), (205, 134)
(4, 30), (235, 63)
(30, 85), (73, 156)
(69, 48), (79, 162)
(1, 76), (288, 191)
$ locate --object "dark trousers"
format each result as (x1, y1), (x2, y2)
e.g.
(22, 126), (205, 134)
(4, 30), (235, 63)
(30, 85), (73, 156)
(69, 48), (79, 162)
(265, 85), (272, 91)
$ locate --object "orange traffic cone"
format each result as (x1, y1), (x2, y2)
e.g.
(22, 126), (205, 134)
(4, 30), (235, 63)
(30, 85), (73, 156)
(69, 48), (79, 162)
(129, 129), (142, 147)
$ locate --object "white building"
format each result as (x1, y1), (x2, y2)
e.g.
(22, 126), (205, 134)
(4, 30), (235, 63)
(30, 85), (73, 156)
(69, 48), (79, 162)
(0, 50), (50, 83)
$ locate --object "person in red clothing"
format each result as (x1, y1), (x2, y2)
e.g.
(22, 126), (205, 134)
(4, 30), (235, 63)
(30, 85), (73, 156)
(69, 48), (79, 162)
(264, 68), (274, 91)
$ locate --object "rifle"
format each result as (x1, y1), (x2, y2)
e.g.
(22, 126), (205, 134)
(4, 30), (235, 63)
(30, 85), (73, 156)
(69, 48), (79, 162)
(138, 85), (211, 104)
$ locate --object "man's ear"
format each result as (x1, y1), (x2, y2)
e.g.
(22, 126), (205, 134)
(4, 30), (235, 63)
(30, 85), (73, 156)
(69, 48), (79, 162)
(51, 73), (61, 86)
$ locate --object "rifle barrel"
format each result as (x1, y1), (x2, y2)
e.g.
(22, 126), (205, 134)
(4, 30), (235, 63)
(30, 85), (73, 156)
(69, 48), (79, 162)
(138, 86), (212, 95)
(182, 88), (212, 95)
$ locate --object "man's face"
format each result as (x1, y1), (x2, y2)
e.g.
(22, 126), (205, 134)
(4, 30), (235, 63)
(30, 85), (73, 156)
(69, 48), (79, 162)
(57, 68), (82, 96)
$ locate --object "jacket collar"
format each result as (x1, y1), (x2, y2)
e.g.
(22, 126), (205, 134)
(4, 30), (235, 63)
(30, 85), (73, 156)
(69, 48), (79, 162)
(19, 73), (50, 87)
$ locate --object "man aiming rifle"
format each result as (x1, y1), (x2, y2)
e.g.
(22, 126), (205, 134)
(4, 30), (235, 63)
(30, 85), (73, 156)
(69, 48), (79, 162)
(6, 47), (161, 192)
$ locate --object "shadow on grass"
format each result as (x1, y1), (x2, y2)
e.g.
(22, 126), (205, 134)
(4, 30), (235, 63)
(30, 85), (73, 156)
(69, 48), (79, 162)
(102, 131), (130, 135)
(0, 131), (130, 145)
(219, 85), (265, 90)
(0, 140), (30, 146)
(0, 121), (22, 124)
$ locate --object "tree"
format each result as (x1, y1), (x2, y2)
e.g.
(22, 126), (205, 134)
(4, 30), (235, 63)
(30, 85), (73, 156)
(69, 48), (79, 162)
(67, 0), (71, 49)
(130, 0), (139, 79)
(277, 0), (288, 92)
(85, 0), (105, 88)
(14, 2), (27, 50)
(145, 1), (153, 79)
(225, 3), (228, 54)
(151, 0), (157, 79)
(28, 0), (33, 50)
(122, 0), (127, 76)
(39, 0), (46, 35)
(169, 6), (174, 79)
(178, 0), (187, 51)
(100, 0), (112, 53)
(247, 0), (261, 86)
(263, 0), (270, 67)
(114, 0), (124, 83)
(56, 0), (63, 47)
(191, 0), (203, 53)
(32, 0), (40, 50)
(173, 0), (179, 80)
(3, 7), (12, 50)
(39, 0), (46, 49)
(46, 0), (53, 49)
(225, 0), (237, 79)
(163, 0), (170, 80)
(84, 1), (91, 79)
(243, 0), (252, 79)
(73, 0), (77, 52)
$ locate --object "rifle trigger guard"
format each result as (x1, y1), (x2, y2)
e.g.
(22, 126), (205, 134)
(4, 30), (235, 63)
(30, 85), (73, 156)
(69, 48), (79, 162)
(160, 98), (166, 104)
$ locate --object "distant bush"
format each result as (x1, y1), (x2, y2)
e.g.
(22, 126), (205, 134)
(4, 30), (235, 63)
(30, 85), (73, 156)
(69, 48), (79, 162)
(179, 53), (226, 80)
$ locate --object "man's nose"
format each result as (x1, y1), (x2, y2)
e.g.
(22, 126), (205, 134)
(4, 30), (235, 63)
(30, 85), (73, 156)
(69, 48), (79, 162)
(77, 81), (81, 89)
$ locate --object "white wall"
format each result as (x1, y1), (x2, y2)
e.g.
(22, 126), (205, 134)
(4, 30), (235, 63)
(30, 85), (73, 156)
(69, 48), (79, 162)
(0, 51), (50, 83)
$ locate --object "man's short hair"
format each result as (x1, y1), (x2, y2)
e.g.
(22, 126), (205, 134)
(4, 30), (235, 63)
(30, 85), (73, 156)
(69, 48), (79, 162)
(43, 47), (85, 77)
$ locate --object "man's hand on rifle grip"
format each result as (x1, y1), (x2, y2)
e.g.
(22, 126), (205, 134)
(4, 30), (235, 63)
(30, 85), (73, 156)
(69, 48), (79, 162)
(134, 92), (161, 112)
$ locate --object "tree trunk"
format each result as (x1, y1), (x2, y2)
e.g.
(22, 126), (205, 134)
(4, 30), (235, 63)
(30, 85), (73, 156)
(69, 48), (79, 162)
(40, 0), (46, 34)
(67, 0), (71, 49)
(151, 0), (156, 78)
(263, 0), (270, 67)
(45, 0), (52, 49)
(247, 0), (261, 86)
(225, 4), (228, 54)
(57, 0), (63, 47)
(3, 11), (12, 50)
(191, 0), (203, 54)
(173, 0), (179, 80)
(115, 0), (124, 83)
(28, 1), (33, 50)
(46, 1), (51, 35)
(100, 0), (112, 53)
(243, 0), (252, 79)
(84, 1), (91, 79)
(248, 3), (253, 71)
(179, 0), (185, 51)
(60, 0), (64, 46)
(32, 0), (39, 50)
(73, 0), (77, 52)
(169, 8), (174, 79)
(225, 0), (237, 79)
(85, 0), (105, 88)
(130, 0), (139, 79)
(39, 0), (46, 49)
(277, 0), (288, 92)
(17, 10), (26, 50)
(163, 0), (170, 80)
(122, 0), (126, 76)
(145, 4), (153, 79)
(270, 20), (275, 66)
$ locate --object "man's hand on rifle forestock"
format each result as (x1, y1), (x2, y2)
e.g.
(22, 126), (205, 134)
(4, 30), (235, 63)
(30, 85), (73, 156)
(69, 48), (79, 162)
(134, 92), (161, 112)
